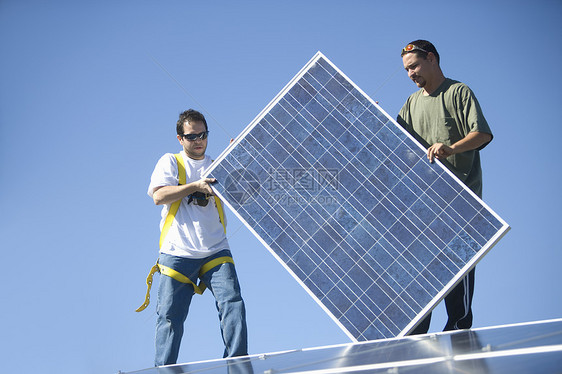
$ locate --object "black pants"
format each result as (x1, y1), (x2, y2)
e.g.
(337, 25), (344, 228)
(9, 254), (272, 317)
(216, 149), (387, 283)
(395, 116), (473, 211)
(410, 268), (475, 335)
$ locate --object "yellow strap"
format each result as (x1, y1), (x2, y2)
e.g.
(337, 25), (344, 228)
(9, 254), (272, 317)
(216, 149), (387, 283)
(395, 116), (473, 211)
(135, 264), (160, 312)
(197, 256), (235, 294)
(158, 263), (204, 294)
(176, 153), (187, 185)
(200, 256), (234, 276)
(135, 256), (235, 312)
(210, 159), (227, 234)
(159, 153), (186, 249)
(214, 196), (226, 234)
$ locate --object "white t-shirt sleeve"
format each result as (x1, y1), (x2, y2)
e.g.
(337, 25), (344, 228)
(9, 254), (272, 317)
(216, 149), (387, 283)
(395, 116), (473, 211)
(148, 153), (178, 198)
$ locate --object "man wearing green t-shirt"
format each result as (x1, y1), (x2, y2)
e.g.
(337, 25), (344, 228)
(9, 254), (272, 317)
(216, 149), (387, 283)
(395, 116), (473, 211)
(397, 40), (493, 335)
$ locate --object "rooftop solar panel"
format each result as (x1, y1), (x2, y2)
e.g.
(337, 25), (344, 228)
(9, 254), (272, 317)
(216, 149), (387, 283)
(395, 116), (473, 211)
(206, 52), (510, 341)
(122, 319), (562, 373)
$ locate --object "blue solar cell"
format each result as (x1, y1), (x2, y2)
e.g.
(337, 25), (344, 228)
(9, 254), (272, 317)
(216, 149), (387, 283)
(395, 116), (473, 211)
(206, 52), (509, 341)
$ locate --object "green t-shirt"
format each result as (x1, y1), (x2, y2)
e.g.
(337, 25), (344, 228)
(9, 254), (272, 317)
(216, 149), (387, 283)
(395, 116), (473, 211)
(397, 78), (492, 197)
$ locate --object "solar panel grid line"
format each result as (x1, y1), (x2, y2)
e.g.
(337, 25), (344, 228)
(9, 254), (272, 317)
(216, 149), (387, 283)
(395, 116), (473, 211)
(205, 51), (509, 341)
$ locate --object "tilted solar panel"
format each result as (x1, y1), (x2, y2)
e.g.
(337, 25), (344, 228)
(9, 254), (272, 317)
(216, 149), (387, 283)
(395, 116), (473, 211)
(206, 52), (509, 341)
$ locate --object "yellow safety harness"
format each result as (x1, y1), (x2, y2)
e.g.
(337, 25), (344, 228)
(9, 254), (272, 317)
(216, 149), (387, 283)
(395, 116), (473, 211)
(136, 153), (231, 312)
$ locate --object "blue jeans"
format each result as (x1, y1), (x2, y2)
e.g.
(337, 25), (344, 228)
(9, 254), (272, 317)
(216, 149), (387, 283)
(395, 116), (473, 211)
(155, 250), (248, 366)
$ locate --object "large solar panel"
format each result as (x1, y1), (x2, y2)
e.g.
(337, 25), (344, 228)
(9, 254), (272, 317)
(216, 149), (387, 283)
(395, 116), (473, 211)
(205, 52), (509, 341)
(122, 318), (562, 373)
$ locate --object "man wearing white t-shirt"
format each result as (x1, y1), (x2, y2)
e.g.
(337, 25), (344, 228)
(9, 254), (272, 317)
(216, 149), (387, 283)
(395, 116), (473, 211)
(148, 109), (248, 366)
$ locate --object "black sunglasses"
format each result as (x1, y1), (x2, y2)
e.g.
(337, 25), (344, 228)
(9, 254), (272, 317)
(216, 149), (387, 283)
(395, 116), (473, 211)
(182, 131), (209, 141)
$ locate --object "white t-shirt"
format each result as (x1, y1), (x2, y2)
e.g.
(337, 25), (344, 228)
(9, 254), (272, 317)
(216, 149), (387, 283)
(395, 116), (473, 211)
(148, 151), (229, 258)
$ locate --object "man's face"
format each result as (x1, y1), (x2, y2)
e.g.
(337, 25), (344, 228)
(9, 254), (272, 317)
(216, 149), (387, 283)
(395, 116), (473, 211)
(177, 120), (208, 160)
(402, 52), (434, 89)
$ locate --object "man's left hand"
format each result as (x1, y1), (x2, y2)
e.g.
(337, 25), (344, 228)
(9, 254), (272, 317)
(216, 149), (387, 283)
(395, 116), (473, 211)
(427, 143), (453, 163)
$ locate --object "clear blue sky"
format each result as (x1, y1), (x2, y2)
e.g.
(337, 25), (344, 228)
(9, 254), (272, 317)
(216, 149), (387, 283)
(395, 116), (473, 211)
(1, 1), (560, 373)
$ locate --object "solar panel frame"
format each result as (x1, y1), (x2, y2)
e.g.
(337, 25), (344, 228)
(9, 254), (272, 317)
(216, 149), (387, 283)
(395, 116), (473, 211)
(205, 52), (510, 341)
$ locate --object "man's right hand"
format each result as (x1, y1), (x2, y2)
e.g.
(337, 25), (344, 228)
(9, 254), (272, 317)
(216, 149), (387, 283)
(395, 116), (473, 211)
(192, 178), (217, 196)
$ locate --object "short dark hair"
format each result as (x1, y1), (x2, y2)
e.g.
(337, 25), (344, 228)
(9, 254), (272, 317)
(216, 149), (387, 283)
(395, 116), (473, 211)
(176, 109), (208, 135)
(401, 40), (440, 65)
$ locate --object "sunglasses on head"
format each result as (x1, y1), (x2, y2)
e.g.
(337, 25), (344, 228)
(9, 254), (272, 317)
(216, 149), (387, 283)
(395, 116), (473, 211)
(182, 131), (209, 141)
(401, 44), (429, 56)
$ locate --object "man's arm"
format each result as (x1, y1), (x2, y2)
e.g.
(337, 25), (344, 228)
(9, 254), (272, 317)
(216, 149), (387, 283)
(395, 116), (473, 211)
(152, 178), (216, 205)
(427, 131), (492, 163)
